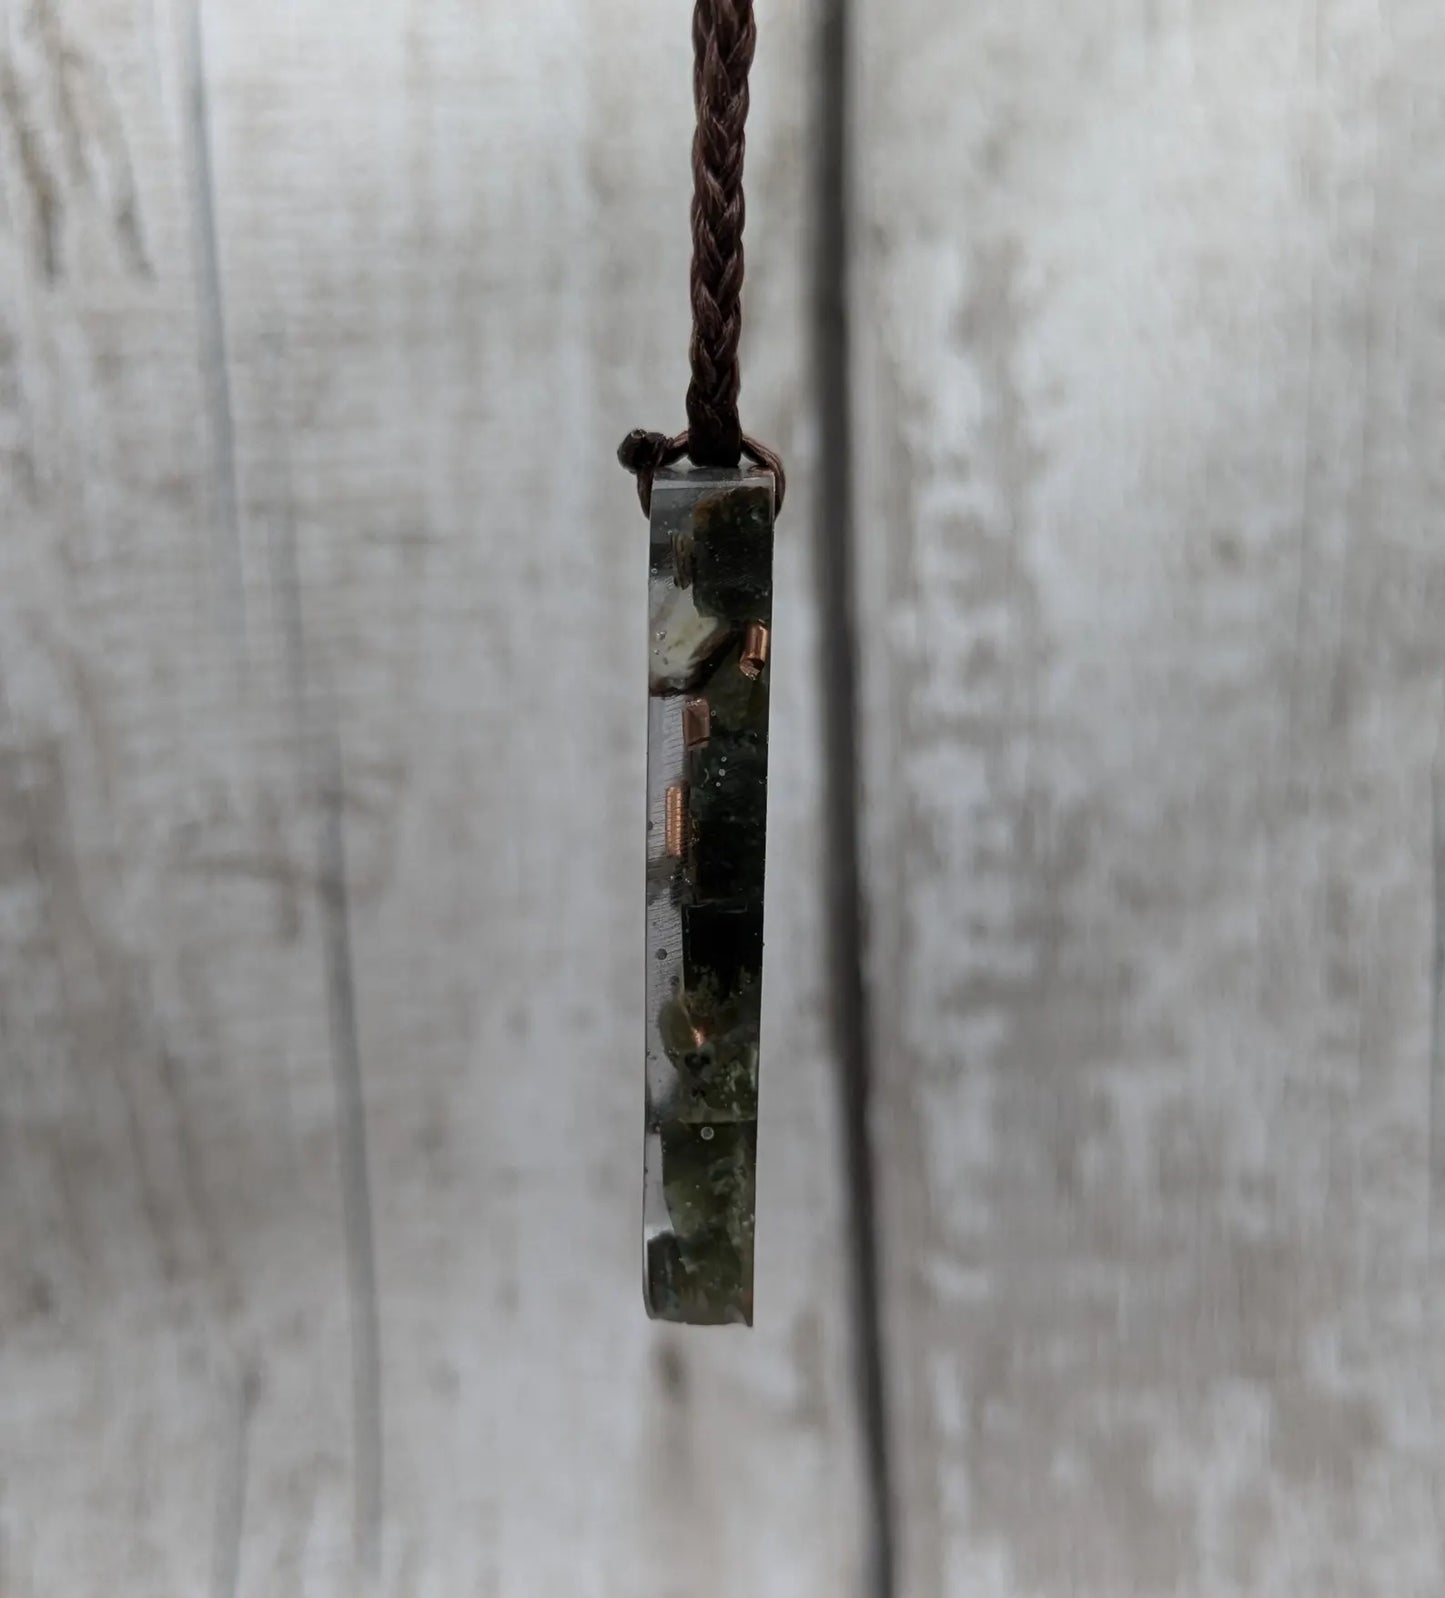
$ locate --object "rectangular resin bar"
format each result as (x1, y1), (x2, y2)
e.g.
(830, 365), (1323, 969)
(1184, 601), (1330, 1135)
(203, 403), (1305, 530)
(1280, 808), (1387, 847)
(643, 463), (774, 1326)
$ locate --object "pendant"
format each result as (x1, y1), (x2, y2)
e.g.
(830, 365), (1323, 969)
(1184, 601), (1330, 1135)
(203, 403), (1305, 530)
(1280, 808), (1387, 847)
(643, 462), (775, 1326)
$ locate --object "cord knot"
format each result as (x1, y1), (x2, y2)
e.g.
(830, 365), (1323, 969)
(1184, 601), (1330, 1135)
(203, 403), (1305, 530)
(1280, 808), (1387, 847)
(617, 430), (673, 477)
(617, 428), (786, 519)
(617, 430), (688, 516)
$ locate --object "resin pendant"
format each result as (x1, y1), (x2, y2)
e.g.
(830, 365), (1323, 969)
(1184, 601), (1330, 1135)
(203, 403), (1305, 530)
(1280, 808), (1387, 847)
(643, 463), (775, 1326)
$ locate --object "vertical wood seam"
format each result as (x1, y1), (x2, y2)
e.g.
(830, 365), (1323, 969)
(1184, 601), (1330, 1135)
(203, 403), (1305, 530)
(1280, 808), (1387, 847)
(208, 1362), (257, 1598)
(269, 416), (386, 1578)
(1430, 709), (1444, 1312)
(186, 0), (246, 659)
(318, 736), (386, 1576)
(812, 2), (895, 1593)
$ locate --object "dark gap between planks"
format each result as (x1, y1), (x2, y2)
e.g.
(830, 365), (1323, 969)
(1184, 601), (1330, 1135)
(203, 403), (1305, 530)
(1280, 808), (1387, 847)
(811, 2), (898, 1595)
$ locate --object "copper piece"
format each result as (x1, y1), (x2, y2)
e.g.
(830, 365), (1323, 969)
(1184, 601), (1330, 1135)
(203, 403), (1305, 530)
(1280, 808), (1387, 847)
(671, 531), (695, 589)
(685, 1006), (713, 1050)
(682, 698), (712, 750)
(740, 621), (770, 680)
(665, 783), (689, 859)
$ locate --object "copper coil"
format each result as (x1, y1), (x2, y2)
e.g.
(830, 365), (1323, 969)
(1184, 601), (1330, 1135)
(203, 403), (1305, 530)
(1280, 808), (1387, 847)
(665, 783), (689, 859)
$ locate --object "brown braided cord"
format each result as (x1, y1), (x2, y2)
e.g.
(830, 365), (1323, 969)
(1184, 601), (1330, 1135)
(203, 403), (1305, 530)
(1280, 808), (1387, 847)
(620, 0), (784, 512)
(686, 0), (754, 466)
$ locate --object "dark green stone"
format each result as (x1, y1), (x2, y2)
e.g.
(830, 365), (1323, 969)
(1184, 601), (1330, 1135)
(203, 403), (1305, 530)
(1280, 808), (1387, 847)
(690, 485), (775, 623)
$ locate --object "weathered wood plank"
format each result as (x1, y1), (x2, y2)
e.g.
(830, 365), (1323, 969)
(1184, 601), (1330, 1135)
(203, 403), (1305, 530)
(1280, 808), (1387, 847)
(0, 1), (864, 1592)
(854, 2), (1445, 1593)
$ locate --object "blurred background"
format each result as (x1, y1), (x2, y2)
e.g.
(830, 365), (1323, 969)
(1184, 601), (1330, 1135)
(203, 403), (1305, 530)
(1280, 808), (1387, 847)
(1, 1), (1442, 1594)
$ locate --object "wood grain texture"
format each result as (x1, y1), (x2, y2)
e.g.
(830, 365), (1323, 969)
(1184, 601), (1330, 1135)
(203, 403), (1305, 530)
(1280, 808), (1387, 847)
(854, 2), (1445, 1594)
(0, 1), (864, 1593)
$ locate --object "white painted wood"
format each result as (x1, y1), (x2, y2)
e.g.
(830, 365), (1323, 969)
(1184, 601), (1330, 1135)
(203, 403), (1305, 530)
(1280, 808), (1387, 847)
(854, 2), (1445, 1594)
(0, 2), (864, 1593)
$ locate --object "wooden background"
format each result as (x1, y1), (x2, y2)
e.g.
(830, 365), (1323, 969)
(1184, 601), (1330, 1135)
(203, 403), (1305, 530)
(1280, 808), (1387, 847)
(0, 1), (1440, 1594)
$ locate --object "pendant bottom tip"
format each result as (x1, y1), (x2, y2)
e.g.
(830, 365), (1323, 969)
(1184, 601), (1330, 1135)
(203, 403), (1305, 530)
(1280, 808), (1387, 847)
(644, 1240), (754, 1327)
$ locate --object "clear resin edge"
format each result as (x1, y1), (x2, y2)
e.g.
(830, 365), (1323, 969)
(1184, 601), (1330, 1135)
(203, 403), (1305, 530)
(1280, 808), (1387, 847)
(643, 463), (774, 1326)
